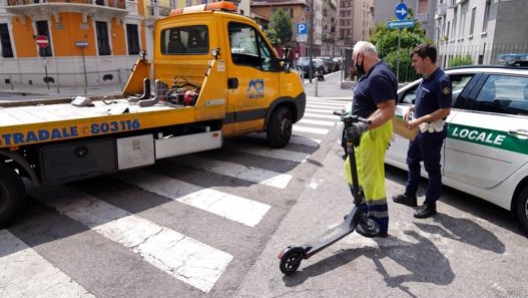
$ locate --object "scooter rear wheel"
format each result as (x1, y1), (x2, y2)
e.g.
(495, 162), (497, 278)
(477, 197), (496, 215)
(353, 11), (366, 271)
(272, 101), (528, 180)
(279, 247), (304, 275)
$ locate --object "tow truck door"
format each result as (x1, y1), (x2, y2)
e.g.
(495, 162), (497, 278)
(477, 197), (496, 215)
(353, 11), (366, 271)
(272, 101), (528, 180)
(223, 18), (281, 134)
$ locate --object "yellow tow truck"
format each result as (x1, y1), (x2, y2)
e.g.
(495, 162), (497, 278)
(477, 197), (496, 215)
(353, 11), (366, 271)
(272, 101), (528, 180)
(0, 1), (305, 227)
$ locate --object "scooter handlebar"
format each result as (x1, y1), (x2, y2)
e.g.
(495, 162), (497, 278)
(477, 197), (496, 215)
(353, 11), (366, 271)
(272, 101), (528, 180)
(333, 110), (371, 125)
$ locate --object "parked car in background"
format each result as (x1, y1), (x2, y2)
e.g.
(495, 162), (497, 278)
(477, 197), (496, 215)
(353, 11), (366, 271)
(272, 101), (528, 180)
(317, 56), (338, 72)
(296, 57), (326, 79)
(332, 57), (343, 70)
(336, 64), (528, 234)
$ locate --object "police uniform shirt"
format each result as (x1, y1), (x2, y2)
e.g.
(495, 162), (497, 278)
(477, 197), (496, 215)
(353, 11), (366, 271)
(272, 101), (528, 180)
(414, 68), (452, 119)
(352, 60), (398, 119)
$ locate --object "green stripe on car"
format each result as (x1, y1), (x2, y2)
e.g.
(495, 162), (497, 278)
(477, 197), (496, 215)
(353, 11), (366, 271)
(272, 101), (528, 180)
(448, 123), (528, 154)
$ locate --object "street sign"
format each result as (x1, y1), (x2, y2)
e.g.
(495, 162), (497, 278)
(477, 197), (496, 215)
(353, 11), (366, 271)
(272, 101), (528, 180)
(36, 35), (49, 49)
(297, 23), (307, 35)
(394, 2), (408, 20)
(387, 19), (415, 29)
(296, 22), (307, 43)
(76, 41), (88, 48)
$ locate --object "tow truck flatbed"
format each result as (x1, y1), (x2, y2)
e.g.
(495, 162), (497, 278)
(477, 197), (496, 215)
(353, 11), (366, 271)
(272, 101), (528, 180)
(0, 98), (224, 149)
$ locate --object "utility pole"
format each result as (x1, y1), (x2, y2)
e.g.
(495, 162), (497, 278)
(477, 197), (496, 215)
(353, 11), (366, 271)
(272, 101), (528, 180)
(308, 0), (314, 83)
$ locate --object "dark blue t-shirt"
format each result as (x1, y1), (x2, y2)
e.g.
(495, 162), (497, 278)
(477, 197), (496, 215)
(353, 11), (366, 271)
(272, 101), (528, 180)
(352, 60), (397, 119)
(414, 68), (452, 118)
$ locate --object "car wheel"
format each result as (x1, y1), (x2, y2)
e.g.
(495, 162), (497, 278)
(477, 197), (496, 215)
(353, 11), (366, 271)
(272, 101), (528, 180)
(267, 106), (293, 148)
(0, 164), (26, 228)
(516, 185), (528, 235)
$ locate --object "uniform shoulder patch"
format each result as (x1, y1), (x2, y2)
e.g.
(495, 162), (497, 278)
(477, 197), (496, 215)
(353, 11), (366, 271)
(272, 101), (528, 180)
(442, 87), (451, 95)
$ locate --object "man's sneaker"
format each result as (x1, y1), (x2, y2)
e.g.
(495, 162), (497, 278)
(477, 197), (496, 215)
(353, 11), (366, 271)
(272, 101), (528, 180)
(414, 204), (437, 218)
(355, 217), (380, 238)
(392, 194), (418, 207)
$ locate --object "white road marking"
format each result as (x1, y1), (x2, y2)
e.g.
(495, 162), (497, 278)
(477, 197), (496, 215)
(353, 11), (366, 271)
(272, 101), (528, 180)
(292, 125), (329, 135)
(303, 112), (340, 120)
(305, 108), (338, 115)
(118, 170), (270, 227)
(243, 133), (321, 147)
(306, 103), (344, 110)
(169, 156), (292, 189)
(28, 185), (233, 293)
(298, 119), (336, 126)
(0, 230), (95, 298)
(223, 142), (310, 163)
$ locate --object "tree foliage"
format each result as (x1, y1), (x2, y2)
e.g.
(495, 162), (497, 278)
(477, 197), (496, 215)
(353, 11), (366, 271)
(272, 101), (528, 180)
(268, 8), (292, 46)
(448, 55), (473, 67)
(263, 28), (281, 47)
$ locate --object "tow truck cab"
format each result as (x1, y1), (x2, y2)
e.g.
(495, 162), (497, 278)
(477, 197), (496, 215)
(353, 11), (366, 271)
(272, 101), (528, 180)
(123, 1), (306, 147)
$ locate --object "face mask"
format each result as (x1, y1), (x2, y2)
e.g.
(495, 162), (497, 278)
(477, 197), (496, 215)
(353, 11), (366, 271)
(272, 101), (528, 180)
(355, 53), (365, 75)
(355, 62), (365, 76)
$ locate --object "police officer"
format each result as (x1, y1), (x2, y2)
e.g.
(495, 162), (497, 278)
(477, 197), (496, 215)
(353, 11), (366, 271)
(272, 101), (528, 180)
(346, 41), (396, 237)
(392, 44), (452, 218)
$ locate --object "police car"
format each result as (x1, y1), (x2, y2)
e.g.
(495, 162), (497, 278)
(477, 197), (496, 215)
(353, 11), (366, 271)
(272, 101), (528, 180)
(337, 64), (528, 233)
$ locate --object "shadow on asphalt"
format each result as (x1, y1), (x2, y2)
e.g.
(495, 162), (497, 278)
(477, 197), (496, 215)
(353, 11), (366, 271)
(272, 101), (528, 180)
(414, 214), (505, 254)
(282, 230), (454, 297)
(385, 165), (525, 238)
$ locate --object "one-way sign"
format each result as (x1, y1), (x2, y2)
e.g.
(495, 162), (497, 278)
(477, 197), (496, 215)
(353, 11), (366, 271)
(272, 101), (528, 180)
(387, 19), (415, 29)
(394, 2), (408, 20)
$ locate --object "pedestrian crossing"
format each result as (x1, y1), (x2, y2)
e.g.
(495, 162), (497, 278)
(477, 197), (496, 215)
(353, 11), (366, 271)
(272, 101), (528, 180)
(0, 97), (349, 297)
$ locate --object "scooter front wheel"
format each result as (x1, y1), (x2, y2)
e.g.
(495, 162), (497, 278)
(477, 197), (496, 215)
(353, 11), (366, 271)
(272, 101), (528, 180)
(279, 247), (305, 275)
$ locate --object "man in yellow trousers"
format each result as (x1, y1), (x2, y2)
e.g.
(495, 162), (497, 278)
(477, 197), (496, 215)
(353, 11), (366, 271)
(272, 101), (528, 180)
(344, 41), (396, 238)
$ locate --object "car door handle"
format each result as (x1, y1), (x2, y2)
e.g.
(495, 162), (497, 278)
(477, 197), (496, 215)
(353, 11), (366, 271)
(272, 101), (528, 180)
(508, 129), (528, 138)
(228, 78), (238, 89)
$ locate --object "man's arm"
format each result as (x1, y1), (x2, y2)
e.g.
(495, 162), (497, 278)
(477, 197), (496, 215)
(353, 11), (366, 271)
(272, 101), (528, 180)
(368, 99), (396, 129)
(406, 107), (451, 129)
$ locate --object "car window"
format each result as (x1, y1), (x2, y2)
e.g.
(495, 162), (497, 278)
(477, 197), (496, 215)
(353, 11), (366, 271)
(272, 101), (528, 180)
(474, 74), (528, 115)
(400, 74), (473, 105)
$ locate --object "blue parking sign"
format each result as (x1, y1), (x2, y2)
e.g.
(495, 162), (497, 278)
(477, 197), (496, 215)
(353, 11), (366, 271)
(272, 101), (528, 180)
(297, 23), (307, 35)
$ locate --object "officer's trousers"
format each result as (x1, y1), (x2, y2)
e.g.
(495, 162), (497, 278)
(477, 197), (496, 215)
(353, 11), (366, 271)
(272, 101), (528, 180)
(404, 130), (446, 206)
(345, 121), (393, 232)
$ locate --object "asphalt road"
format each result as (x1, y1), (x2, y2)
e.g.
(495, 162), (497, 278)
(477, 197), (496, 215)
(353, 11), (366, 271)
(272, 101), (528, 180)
(1, 72), (527, 298)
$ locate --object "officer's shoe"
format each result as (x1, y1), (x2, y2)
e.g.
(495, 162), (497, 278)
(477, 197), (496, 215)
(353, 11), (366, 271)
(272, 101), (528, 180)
(392, 193), (418, 207)
(414, 204), (437, 219)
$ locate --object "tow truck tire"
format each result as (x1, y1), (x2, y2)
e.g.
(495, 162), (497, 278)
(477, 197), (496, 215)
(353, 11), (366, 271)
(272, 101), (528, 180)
(515, 185), (528, 235)
(0, 164), (26, 228)
(267, 106), (292, 148)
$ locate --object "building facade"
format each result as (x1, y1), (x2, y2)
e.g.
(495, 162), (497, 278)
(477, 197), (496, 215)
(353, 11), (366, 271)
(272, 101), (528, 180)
(436, 0), (528, 67)
(0, 0), (147, 90)
(336, 0), (374, 50)
(0, 0), (250, 90)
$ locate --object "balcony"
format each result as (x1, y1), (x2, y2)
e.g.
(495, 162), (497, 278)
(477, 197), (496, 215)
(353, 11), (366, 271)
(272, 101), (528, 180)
(435, 3), (446, 19)
(145, 3), (170, 20)
(3, 0), (129, 21)
(416, 12), (428, 23)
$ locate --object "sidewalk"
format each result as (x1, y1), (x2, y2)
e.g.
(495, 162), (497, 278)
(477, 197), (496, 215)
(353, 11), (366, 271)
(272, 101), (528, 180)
(0, 70), (353, 100)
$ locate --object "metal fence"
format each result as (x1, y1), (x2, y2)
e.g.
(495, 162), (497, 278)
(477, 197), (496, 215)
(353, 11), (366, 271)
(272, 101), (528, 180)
(438, 42), (528, 68)
(342, 42), (528, 83)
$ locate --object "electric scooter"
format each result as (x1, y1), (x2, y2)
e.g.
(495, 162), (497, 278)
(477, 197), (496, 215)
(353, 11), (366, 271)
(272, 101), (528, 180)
(277, 111), (380, 275)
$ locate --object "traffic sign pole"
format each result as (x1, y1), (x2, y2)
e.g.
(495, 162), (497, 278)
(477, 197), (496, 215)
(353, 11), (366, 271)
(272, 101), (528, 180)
(35, 35), (50, 91)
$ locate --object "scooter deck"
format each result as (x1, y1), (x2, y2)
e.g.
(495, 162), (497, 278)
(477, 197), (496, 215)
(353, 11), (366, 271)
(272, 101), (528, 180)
(302, 206), (360, 258)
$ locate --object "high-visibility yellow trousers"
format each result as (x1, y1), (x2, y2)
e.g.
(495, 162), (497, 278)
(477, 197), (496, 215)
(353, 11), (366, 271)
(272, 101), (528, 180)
(345, 120), (393, 231)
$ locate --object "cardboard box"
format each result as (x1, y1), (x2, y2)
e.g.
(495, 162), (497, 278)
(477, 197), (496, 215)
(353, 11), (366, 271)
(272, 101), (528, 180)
(392, 116), (418, 140)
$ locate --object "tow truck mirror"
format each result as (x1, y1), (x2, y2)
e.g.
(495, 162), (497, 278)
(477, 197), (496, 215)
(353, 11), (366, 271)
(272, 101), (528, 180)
(211, 48), (221, 60)
(281, 47), (293, 71)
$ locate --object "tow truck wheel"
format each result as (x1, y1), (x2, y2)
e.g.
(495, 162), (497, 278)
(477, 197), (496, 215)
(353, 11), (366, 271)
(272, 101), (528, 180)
(0, 164), (26, 228)
(515, 185), (528, 235)
(267, 106), (292, 148)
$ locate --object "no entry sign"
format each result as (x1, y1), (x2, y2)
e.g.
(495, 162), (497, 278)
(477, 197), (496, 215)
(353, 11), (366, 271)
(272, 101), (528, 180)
(36, 35), (49, 48)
